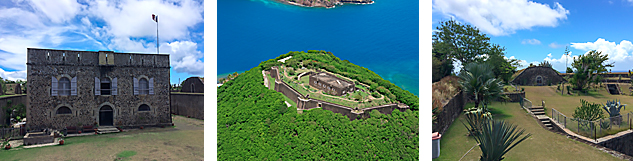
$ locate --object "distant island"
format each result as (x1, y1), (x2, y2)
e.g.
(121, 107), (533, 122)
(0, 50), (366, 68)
(279, 0), (374, 8)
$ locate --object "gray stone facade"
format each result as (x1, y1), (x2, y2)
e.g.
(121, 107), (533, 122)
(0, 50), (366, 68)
(27, 48), (172, 130)
(511, 66), (564, 86)
(309, 72), (355, 96)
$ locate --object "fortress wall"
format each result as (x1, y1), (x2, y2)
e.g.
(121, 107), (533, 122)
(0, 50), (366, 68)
(170, 93), (204, 120)
(0, 95), (27, 126)
(433, 91), (465, 134)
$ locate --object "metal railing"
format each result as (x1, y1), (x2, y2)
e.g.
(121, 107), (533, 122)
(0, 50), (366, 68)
(550, 108), (633, 140)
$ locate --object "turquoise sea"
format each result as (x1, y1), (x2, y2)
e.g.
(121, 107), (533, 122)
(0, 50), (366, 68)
(218, 0), (419, 95)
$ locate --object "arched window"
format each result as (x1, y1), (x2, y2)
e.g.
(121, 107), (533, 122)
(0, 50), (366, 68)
(139, 78), (149, 94)
(56, 106), (72, 114)
(138, 104), (150, 111)
(59, 77), (71, 95)
(101, 78), (111, 95)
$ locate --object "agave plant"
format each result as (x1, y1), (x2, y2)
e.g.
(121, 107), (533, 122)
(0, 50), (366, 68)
(474, 120), (532, 161)
(602, 99), (626, 125)
(462, 107), (492, 136)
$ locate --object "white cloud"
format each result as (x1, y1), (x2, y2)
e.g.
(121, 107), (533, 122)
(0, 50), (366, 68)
(433, 0), (569, 36)
(0, 0), (204, 81)
(571, 38), (633, 68)
(0, 68), (26, 81)
(85, 0), (203, 41)
(26, 0), (83, 24)
(522, 39), (541, 45)
(543, 52), (576, 71)
(549, 42), (565, 48)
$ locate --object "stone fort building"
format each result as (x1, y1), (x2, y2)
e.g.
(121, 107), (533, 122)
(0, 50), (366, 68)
(511, 66), (565, 86)
(309, 72), (355, 96)
(27, 48), (172, 130)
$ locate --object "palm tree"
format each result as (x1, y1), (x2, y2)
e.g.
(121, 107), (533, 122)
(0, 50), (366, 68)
(473, 119), (531, 161)
(458, 62), (504, 110)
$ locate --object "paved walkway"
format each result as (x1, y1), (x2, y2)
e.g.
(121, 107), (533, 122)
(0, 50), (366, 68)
(262, 70), (269, 88)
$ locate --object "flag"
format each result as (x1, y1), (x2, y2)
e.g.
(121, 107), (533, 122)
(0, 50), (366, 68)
(152, 14), (158, 23)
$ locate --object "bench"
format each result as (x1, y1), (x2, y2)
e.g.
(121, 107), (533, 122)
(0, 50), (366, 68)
(65, 126), (79, 134)
(82, 126), (96, 133)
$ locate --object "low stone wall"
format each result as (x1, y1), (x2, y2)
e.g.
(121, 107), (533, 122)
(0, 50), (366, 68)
(170, 93), (204, 120)
(275, 81), (305, 104)
(498, 92), (525, 102)
(433, 91), (465, 134)
(598, 131), (633, 157)
(0, 95), (27, 126)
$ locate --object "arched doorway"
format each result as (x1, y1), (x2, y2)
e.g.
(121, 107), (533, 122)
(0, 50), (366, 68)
(99, 105), (114, 126)
(536, 76), (543, 86)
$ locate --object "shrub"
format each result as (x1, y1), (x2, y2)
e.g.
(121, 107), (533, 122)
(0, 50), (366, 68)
(572, 99), (604, 122)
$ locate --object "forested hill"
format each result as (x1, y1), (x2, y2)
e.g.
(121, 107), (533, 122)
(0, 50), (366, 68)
(218, 50), (419, 160)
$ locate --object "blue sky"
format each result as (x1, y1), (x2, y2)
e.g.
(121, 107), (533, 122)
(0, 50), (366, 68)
(432, 0), (633, 73)
(0, 0), (204, 84)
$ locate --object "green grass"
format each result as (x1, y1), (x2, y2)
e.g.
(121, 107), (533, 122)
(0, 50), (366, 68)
(523, 85), (633, 138)
(267, 74), (276, 90)
(434, 102), (621, 161)
(0, 117), (203, 160)
(284, 95), (297, 108)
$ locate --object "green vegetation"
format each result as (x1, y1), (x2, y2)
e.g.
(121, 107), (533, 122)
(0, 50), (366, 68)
(569, 50), (613, 92)
(261, 50), (418, 110)
(458, 62), (504, 110)
(434, 102), (621, 161)
(572, 99), (604, 122)
(219, 58), (419, 160)
(602, 99), (625, 124)
(432, 19), (521, 83)
(471, 120), (531, 161)
(116, 150), (137, 158)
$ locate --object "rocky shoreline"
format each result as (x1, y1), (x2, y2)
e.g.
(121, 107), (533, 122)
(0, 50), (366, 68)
(278, 0), (374, 8)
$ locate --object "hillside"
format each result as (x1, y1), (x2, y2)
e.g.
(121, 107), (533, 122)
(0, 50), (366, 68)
(217, 50), (418, 160)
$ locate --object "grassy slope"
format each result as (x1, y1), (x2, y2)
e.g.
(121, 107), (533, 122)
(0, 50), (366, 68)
(434, 102), (621, 161)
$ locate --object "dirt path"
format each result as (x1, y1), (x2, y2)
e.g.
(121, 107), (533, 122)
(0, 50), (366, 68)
(262, 70), (269, 89)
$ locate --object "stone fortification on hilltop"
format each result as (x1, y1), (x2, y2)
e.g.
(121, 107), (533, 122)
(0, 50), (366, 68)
(280, 0), (373, 8)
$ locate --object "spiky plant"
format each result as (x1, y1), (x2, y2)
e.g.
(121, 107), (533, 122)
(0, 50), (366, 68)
(474, 120), (532, 161)
(602, 99), (626, 125)
(458, 62), (504, 110)
(462, 107), (492, 136)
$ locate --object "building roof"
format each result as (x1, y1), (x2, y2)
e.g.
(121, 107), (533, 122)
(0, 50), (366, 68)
(313, 73), (353, 88)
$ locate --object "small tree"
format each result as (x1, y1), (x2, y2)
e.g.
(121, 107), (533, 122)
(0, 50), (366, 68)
(572, 99), (604, 122)
(462, 107), (492, 136)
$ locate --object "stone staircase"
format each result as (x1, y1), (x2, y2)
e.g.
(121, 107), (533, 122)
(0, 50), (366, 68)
(530, 106), (553, 129)
(97, 126), (121, 134)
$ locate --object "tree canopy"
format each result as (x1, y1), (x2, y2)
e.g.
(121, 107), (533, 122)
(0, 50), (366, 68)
(569, 50), (613, 91)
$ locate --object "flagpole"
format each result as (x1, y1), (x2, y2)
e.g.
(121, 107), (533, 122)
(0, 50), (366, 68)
(157, 16), (159, 54)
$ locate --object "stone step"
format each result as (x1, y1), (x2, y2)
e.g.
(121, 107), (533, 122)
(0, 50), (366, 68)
(536, 115), (550, 121)
(541, 120), (551, 124)
(97, 127), (121, 134)
(530, 106), (544, 110)
(533, 111), (545, 115)
(531, 108), (545, 112)
(544, 123), (552, 127)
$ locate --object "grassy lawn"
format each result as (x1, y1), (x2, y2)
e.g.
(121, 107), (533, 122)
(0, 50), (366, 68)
(267, 73), (275, 90)
(434, 102), (621, 161)
(0, 115), (203, 160)
(284, 95), (297, 108)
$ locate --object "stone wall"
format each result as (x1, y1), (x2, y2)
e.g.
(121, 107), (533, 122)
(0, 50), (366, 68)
(598, 132), (633, 156)
(170, 93), (204, 120)
(498, 92), (525, 102)
(0, 95), (27, 126)
(180, 77), (204, 93)
(270, 66), (409, 121)
(433, 91), (465, 134)
(512, 66), (564, 86)
(27, 48), (172, 130)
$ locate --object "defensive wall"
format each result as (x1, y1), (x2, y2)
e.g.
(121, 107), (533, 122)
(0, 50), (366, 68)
(170, 93), (204, 120)
(268, 67), (410, 120)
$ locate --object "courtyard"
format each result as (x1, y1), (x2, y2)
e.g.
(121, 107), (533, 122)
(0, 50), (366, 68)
(0, 115), (203, 160)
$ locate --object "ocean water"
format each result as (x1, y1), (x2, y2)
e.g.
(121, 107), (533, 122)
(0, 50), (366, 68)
(218, 0), (419, 96)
